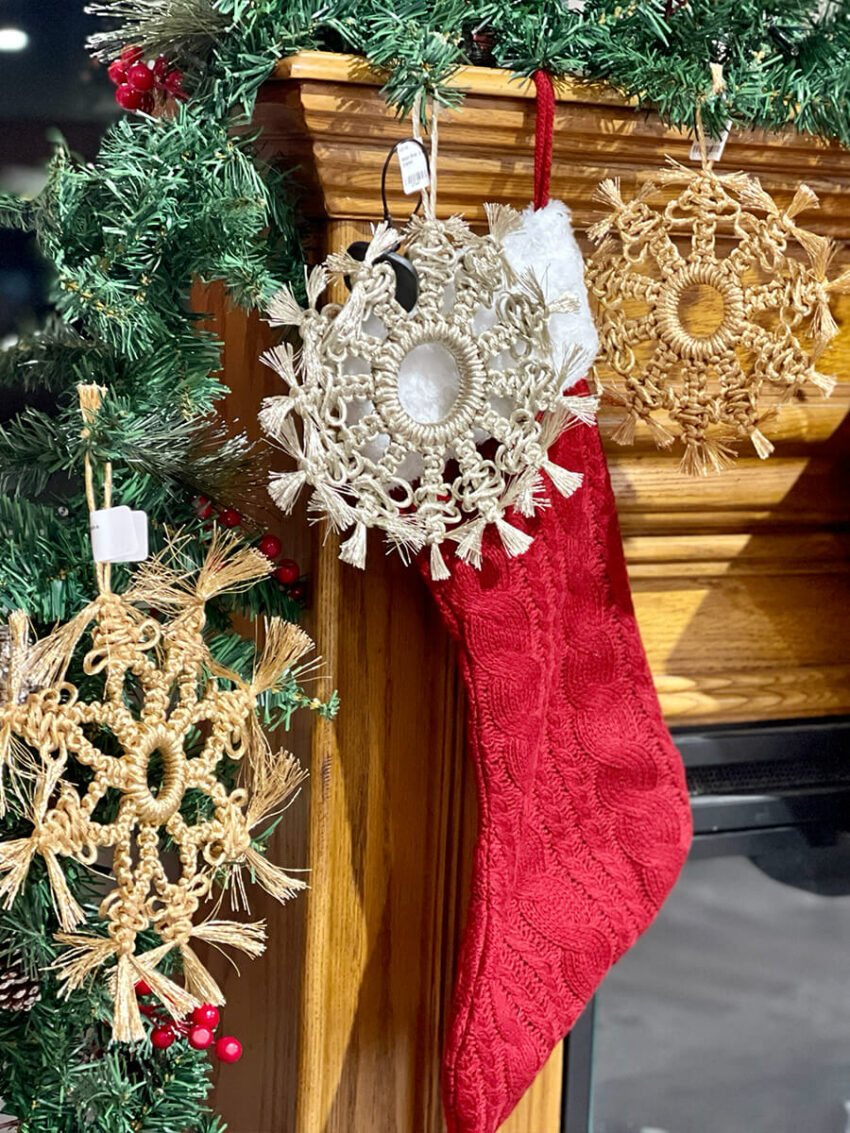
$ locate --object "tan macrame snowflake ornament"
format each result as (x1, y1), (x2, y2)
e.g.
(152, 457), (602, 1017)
(0, 532), (312, 1041)
(586, 166), (849, 474)
(260, 202), (598, 579)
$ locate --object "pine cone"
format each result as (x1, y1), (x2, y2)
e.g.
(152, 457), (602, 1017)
(0, 958), (41, 1013)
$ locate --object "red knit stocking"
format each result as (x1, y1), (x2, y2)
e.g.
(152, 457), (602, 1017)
(424, 420), (692, 1133)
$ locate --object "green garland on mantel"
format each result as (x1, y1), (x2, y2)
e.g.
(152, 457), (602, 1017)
(1, 1), (850, 1129)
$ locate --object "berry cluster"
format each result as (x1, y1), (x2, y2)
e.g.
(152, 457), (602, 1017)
(196, 498), (305, 602)
(107, 46), (186, 114)
(135, 981), (242, 1062)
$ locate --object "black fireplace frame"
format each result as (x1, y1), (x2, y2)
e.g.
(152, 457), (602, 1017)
(558, 716), (850, 1133)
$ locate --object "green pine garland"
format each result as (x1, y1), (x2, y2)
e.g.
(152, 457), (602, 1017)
(1, 0), (849, 1128)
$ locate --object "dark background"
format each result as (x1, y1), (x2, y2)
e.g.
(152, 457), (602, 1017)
(0, 1), (114, 338)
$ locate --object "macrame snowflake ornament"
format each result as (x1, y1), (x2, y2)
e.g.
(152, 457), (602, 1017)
(260, 201), (599, 578)
(0, 534), (312, 1041)
(586, 166), (849, 474)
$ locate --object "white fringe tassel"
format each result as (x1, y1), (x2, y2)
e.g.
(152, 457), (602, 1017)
(495, 517), (533, 558)
(429, 543), (451, 581)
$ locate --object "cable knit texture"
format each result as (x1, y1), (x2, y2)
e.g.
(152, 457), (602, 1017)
(424, 417), (692, 1133)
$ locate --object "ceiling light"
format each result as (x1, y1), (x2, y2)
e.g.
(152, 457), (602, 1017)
(0, 28), (29, 53)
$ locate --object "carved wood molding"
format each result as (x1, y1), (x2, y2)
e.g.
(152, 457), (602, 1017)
(254, 52), (850, 726)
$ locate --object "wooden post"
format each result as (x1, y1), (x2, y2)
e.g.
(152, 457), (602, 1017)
(207, 52), (850, 1132)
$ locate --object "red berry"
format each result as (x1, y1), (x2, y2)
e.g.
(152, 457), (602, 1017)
(127, 62), (155, 92)
(138, 92), (155, 114)
(258, 533), (282, 560)
(218, 508), (242, 529)
(139, 1003), (157, 1017)
(195, 496), (214, 520)
(215, 1036), (242, 1063)
(188, 1025), (214, 1050)
(192, 1003), (220, 1029)
(121, 45), (143, 63)
(152, 55), (170, 82)
(134, 979), (152, 997)
(107, 59), (127, 85)
(115, 84), (144, 111)
(164, 69), (186, 99)
(289, 585), (305, 601)
(274, 559), (299, 585)
(151, 1026), (174, 1050)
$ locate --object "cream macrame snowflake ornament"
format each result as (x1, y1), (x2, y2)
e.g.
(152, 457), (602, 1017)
(0, 533), (313, 1041)
(260, 200), (599, 578)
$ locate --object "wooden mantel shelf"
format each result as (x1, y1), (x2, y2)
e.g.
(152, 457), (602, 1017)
(272, 48), (634, 105)
(210, 52), (850, 1133)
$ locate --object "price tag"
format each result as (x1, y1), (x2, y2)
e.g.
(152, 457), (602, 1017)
(90, 506), (149, 563)
(396, 140), (430, 195)
(690, 120), (732, 163)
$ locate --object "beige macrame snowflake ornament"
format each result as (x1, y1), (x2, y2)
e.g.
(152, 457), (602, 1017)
(0, 533), (312, 1041)
(260, 204), (598, 579)
(586, 166), (849, 474)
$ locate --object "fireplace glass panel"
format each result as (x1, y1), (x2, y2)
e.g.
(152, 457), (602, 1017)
(591, 852), (850, 1133)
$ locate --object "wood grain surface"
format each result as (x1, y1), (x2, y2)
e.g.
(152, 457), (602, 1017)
(207, 53), (850, 1132)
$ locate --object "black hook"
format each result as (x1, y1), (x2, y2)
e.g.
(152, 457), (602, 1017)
(343, 139), (428, 313)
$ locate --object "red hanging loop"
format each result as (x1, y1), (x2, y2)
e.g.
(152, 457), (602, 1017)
(532, 69), (555, 211)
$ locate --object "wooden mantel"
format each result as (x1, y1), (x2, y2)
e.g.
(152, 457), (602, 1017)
(207, 53), (850, 1133)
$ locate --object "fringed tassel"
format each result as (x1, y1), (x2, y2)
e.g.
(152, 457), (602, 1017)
(561, 395), (600, 426)
(548, 290), (580, 315)
(267, 285), (306, 328)
(364, 223), (402, 265)
(810, 298), (839, 356)
(542, 459), (583, 498)
(454, 519), (487, 569)
(113, 954), (146, 1042)
(195, 531), (272, 601)
(610, 412), (638, 447)
(304, 264), (329, 307)
(5, 610), (32, 704)
(250, 618), (313, 696)
(245, 748), (307, 829)
(43, 849), (85, 931)
(484, 202), (522, 243)
(737, 177), (777, 214)
(338, 522), (369, 570)
(429, 542), (451, 582)
(809, 370), (837, 396)
(750, 428), (775, 460)
(26, 600), (99, 687)
(310, 486), (356, 533)
(243, 844), (307, 905)
(513, 471), (547, 518)
(131, 947), (196, 1023)
(495, 517), (534, 558)
(260, 343), (298, 385)
(180, 944), (224, 1006)
(258, 396), (295, 435)
(795, 228), (832, 274)
(268, 469), (308, 514)
(644, 414), (676, 449)
(0, 837), (38, 909)
(785, 184), (819, 219)
(192, 919), (267, 959)
(593, 178), (624, 211)
(53, 933), (118, 995)
(679, 436), (736, 477)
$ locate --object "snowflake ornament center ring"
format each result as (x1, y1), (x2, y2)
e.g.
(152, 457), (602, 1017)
(129, 727), (187, 824)
(376, 321), (486, 449)
(656, 262), (745, 362)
